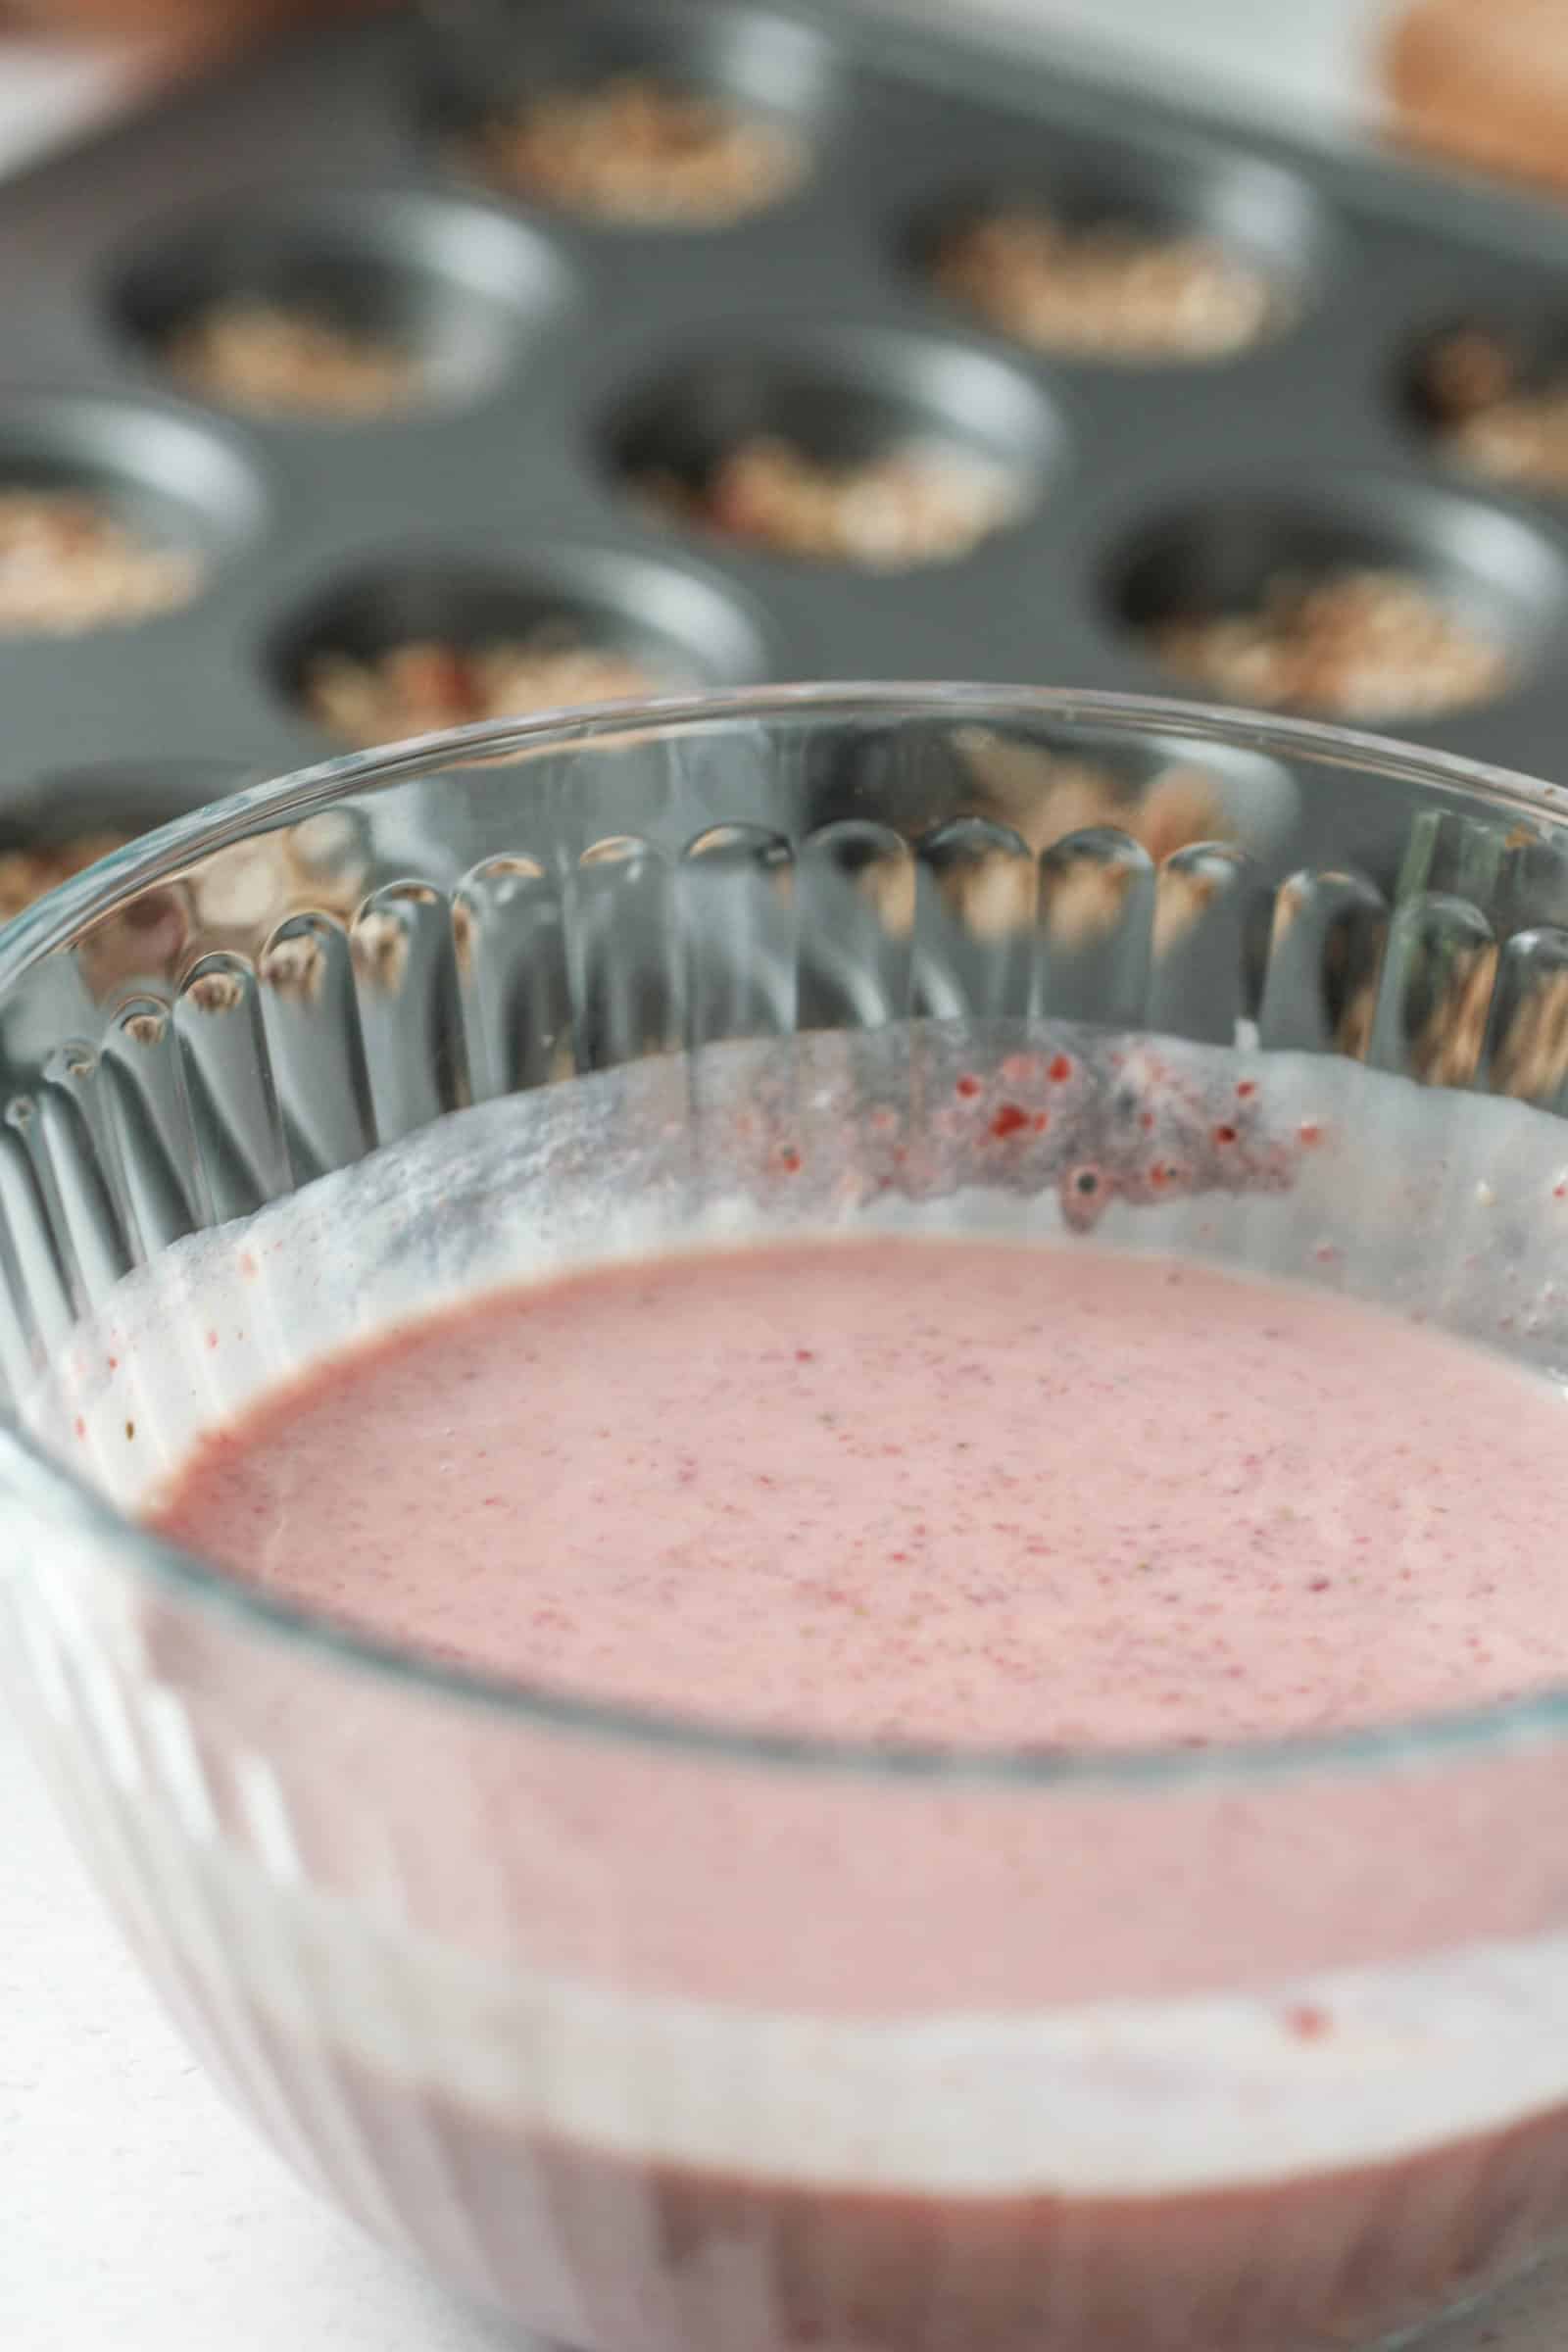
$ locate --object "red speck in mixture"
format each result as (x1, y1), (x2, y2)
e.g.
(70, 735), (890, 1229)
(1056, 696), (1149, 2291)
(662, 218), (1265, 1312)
(956, 1074), (981, 1100)
(1150, 1163), (1169, 1188)
(1298, 1121), (1323, 1150)
(796, 1348), (815, 1363)
(1032, 1110), (1050, 1134)
(779, 1147), (802, 1173)
(1048, 1054), (1074, 1083)
(1140, 1110), (1156, 1132)
(1284, 2005), (1331, 2041)
(74, 1417), (86, 1442)
(206, 1331), (220, 1351)
(1212, 1124), (1238, 1148)
(239, 1251), (258, 1280)
(1236, 1080), (1256, 1100)
(991, 1102), (1029, 1140)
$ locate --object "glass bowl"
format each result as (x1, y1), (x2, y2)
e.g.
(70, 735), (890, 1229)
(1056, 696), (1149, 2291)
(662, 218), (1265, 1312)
(5, 685), (1568, 2352)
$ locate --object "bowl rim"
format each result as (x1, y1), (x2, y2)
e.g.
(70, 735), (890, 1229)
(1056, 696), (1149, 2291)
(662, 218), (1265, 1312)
(6, 677), (1568, 1793)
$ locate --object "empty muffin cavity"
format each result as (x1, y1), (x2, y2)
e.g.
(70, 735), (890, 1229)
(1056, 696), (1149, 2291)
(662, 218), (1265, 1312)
(920, 151), (1315, 363)
(435, 5), (831, 227)
(115, 192), (564, 421)
(273, 553), (767, 749)
(1111, 490), (1556, 721)
(1415, 320), (1568, 494)
(613, 334), (1053, 570)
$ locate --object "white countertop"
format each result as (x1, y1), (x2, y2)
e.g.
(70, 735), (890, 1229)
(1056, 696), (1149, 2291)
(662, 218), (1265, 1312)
(3, 1700), (517, 2352)
(7, 4), (1568, 2348)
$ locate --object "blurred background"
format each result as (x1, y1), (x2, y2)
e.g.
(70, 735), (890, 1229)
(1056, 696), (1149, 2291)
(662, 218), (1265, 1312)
(2, 0), (1568, 933)
(16, 2), (1564, 183)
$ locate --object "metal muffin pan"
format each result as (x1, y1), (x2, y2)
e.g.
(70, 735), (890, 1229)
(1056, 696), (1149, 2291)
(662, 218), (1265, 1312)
(3, 0), (1568, 879)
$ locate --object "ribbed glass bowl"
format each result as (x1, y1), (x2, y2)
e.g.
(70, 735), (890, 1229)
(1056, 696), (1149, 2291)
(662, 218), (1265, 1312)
(6, 685), (1568, 2352)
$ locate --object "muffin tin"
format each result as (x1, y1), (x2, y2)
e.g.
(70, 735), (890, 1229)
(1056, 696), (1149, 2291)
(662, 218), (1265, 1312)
(4, 0), (1568, 864)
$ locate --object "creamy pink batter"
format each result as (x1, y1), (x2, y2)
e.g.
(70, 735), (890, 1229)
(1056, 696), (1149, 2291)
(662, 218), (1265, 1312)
(138, 1237), (1568, 2351)
(150, 1237), (1568, 1748)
